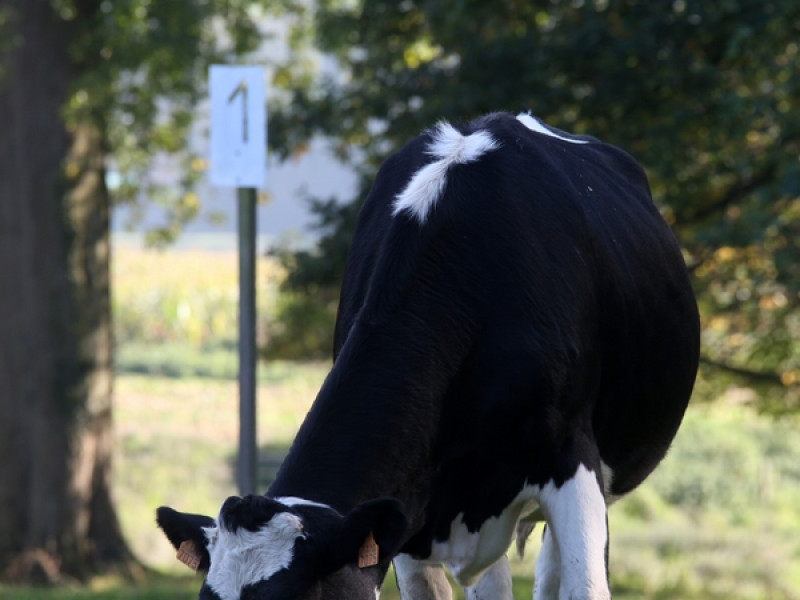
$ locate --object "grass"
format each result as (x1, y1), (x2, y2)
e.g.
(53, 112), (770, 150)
(111, 242), (282, 351)
(0, 575), (197, 600)
(5, 367), (800, 600)
(110, 369), (800, 600)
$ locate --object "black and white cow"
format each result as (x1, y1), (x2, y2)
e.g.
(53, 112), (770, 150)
(157, 111), (700, 600)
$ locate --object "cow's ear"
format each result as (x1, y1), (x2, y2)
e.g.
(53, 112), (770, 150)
(156, 506), (214, 572)
(338, 498), (408, 567)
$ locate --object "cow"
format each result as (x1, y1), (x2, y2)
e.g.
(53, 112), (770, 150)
(156, 111), (700, 600)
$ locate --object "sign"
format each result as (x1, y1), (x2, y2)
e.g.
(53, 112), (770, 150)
(209, 65), (266, 188)
(209, 65), (265, 495)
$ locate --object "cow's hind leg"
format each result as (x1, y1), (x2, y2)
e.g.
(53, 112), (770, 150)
(538, 463), (610, 600)
(533, 524), (560, 600)
(393, 553), (453, 600)
(464, 554), (513, 600)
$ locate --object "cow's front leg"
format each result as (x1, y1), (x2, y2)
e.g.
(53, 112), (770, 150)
(537, 464), (610, 600)
(393, 553), (453, 600)
(465, 554), (513, 600)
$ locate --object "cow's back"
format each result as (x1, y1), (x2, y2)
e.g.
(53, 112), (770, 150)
(334, 112), (698, 505)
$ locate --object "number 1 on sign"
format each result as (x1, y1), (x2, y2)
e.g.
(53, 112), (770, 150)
(208, 65), (265, 188)
(228, 79), (249, 143)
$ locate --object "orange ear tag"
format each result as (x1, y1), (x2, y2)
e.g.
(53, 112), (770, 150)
(177, 539), (203, 571)
(357, 531), (379, 568)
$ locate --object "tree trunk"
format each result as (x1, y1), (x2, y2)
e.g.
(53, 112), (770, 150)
(0, 1), (132, 582)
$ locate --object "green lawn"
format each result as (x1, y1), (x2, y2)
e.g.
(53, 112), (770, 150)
(0, 575), (198, 600)
(119, 366), (800, 599)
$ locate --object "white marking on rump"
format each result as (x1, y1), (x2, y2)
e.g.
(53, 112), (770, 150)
(392, 121), (500, 223)
(203, 505), (306, 600)
(516, 112), (590, 144)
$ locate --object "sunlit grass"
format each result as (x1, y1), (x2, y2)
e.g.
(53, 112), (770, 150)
(112, 241), (283, 349)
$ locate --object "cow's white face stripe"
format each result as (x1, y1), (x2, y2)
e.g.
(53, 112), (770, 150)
(393, 121), (499, 223)
(516, 113), (589, 144)
(203, 506), (306, 600)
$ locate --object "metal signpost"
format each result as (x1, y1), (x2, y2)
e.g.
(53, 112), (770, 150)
(209, 65), (266, 496)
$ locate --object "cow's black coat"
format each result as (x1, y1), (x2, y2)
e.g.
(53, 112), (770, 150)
(158, 112), (699, 599)
(272, 112), (698, 550)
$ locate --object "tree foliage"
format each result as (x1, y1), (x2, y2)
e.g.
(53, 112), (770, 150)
(268, 0), (800, 411)
(0, 0), (281, 581)
(57, 0), (278, 244)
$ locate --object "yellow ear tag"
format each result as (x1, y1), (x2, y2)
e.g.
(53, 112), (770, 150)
(357, 531), (379, 568)
(177, 539), (202, 571)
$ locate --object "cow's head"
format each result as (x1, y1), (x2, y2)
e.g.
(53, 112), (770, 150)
(156, 495), (407, 600)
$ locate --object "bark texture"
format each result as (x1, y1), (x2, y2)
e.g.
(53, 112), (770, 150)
(0, 0), (130, 582)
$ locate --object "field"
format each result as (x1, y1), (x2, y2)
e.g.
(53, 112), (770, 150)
(2, 240), (799, 599)
(114, 374), (800, 600)
(14, 372), (792, 600)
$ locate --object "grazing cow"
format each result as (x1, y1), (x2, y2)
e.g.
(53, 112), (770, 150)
(157, 112), (700, 600)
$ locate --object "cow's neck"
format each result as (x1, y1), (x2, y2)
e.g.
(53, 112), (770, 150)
(268, 319), (468, 517)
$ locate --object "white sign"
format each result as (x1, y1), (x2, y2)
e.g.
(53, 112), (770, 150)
(209, 65), (266, 188)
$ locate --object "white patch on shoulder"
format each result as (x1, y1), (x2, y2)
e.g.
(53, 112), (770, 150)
(392, 121), (500, 223)
(516, 112), (589, 144)
(204, 505), (306, 600)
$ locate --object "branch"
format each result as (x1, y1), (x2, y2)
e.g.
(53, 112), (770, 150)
(675, 163), (778, 226)
(699, 355), (785, 385)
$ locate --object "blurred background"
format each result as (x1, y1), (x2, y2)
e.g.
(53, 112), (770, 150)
(0, 1), (799, 598)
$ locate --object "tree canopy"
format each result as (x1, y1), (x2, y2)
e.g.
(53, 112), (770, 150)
(0, 0), (281, 581)
(267, 0), (800, 411)
(66, 0), (276, 243)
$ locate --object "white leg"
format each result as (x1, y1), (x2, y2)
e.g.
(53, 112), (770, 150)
(533, 525), (561, 600)
(465, 554), (513, 600)
(393, 553), (453, 600)
(538, 464), (610, 600)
